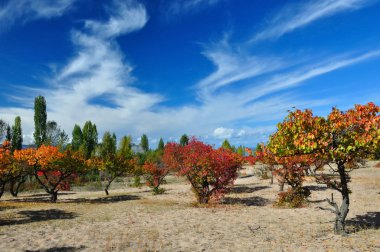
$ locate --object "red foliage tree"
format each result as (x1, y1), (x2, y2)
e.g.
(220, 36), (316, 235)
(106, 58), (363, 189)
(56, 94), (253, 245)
(163, 138), (243, 204)
(143, 162), (169, 194)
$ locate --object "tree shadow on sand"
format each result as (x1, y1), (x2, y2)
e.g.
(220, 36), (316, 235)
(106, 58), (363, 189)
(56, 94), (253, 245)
(5, 194), (140, 204)
(305, 185), (329, 192)
(22, 192), (76, 198)
(0, 205), (17, 211)
(25, 245), (86, 252)
(0, 209), (77, 226)
(66, 194), (140, 204)
(222, 196), (271, 206)
(346, 212), (380, 232)
(229, 186), (270, 194)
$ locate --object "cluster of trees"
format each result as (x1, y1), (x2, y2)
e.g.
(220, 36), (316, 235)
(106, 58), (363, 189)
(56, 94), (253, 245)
(1, 96), (380, 235)
(251, 102), (380, 234)
(1, 96), (247, 203)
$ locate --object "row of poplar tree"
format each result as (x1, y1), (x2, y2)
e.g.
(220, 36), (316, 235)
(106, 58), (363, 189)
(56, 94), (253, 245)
(1, 95), (248, 158)
(0, 96), (195, 158)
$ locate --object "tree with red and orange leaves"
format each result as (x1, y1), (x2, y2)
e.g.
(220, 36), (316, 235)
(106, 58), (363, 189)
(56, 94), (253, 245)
(0, 141), (14, 198)
(268, 102), (380, 234)
(163, 138), (243, 204)
(14, 145), (89, 202)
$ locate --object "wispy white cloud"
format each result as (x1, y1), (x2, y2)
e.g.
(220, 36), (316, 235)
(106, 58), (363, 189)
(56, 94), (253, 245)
(197, 37), (284, 100)
(84, 1), (148, 39)
(0, 0), (77, 32)
(251, 0), (376, 43)
(239, 50), (380, 104)
(1, 0), (379, 148)
(163, 0), (221, 17)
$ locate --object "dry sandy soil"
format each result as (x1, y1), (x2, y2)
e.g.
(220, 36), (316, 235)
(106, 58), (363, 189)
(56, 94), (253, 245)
(0, 162), (379, 252)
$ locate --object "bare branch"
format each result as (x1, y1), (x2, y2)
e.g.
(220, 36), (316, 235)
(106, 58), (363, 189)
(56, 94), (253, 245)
(325, 198), (339, 213)
(318, 206), (337, 214)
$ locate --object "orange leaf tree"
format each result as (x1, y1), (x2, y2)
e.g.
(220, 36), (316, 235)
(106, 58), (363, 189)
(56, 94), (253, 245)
(15, 145), (89, 202)
(163, 138), (243, 204)
(0, 141), (14, 198)
(268, 102), (380, 234)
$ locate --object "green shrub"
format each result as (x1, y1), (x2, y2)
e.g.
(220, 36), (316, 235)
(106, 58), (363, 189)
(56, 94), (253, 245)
(130, 176), (142, 187)
(276, 187), (310, 208)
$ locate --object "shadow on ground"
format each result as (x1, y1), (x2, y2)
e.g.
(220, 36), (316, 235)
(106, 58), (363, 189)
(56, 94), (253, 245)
(346, 211), (380, 231)
(66, 194), (140, 204)
(305, 185), (329, 192)
(22, 192), (76, 198)
(222, 196), (271, 206)
(0, 205), (17, 211)
(5, 194), (140, 204)
(229, 186), (270, 194)
(0, 209), (77, 226)
(25, 245), (86, 252)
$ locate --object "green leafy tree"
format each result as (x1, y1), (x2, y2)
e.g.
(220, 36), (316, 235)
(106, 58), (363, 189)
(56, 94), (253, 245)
(140, 134), (149, 152)
(255, 143), (263, 153)
(221, 139), (233, 150)
(81, 121), (98, 159)
(157, 138), (165, 152)
(33, 96), (47, 147)
(71, 124), (83, 151)
(46, 121), (69, 149)
(179, 134), (189, 146)
(99, 131), (117, 158)
(118, 135), (133, 158)
(236, 145), (245, 156)
(11, 116), (23, 152)
(6, 125), (12, 141)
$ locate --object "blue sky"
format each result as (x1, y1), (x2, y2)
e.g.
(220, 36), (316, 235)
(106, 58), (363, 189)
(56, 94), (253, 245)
(0, 0), (380, 147)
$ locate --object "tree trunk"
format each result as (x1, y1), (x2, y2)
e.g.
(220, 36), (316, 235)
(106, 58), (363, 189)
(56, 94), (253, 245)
(104, 178), (115, 195)
(334, 163), (350, 234)
(50, 191), (58, 203)
(0, 183), (5, 199)
(10, 178), (26, 197)
(198, 179), (210, 204)
(279, 181), (285, 191)
(270, 171), (274, 185)
(199, 194), (210, 204)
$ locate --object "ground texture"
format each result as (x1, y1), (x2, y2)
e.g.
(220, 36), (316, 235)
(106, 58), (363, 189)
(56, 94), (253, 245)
(0, 163), (379, 252)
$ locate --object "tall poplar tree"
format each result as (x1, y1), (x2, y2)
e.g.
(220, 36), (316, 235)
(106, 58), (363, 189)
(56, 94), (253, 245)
(180, 134), (189, 146)
(118, 135), (133, 158)
(71, 124), (83, 151)
(11, 116), (23, 152)
(81, 121), (98, 159)
(221, 139), (232, 150)
(33, 96), (47, 147)
(6, 125), (12, 141)
(99, 131), (117, 158)
(157, 138), (165, 151)
(140, 134), (149, 152)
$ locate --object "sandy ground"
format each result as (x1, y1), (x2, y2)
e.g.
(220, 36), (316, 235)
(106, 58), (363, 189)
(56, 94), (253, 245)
(0, 162), (379, 252)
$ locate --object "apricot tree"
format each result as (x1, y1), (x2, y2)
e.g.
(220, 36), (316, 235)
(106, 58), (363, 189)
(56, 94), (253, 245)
(163, 138), (243, 204)
(15, 146), (89, 202)
(268, 102), (380, 234)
